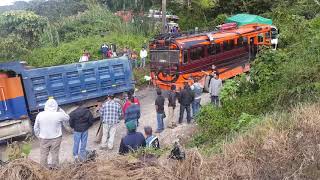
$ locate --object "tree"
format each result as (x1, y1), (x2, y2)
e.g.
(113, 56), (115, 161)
(29, 0), (88, 21)
(0, 11), (48, 61)
(0, 11), (48, 48)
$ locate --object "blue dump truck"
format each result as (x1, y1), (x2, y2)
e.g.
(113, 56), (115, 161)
(0, 56), (134, 140)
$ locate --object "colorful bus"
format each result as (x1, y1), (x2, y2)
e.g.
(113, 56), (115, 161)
(149, 23), (278, 91)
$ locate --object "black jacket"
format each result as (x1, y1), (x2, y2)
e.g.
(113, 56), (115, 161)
(179, 86), (194, 106)
(119, 131), (146, 154)
(69, 107), (94, 132)
(168, 91), (177, 108)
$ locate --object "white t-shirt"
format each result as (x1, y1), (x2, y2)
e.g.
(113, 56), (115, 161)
(79, 55), (89, 62)
(140, 49), (147, 58)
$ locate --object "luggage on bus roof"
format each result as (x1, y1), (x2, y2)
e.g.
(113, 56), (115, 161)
(226, 14), (272, 26)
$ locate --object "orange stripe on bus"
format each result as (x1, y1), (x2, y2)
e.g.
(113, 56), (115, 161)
(0, 77), (25, 100)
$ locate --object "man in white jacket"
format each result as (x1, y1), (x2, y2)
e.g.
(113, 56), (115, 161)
(34, 98), (70, 168)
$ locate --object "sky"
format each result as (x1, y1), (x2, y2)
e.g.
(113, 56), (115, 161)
(0, 0), (30, 6)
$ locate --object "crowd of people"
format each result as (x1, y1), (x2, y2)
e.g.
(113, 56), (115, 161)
(33, 71), (222, 169)
(78, 44), (148, 70)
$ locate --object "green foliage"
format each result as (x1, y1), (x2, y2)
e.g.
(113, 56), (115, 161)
(0, 10), (47, 61)
(219, 79), (239, 102)
(209, 13), (228, 27)
(133, 68), (150, 88)
(193, 105), (261, 147)
(129, 147), (168, 159)
(25, 33), (147, 67)
(6, 138), (32, 160)
(30, 0), (88, 21)
(168, 0), (215, 30)
(0, 10), (48, 47)
(55, 6), (124, 43)
(101, 0), (153, 13)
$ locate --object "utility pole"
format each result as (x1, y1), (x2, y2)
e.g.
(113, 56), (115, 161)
(162, 0), (167, 33)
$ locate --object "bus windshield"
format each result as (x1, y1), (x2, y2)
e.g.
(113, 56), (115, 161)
(150, 50), (180, 64)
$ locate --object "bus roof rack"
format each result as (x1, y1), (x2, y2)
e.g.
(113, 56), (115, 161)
(153, 27), (219, 41)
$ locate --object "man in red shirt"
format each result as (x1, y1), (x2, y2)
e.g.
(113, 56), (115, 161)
(122, 90), (140, 115)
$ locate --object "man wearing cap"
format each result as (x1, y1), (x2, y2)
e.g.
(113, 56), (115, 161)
(119, 120), (146, 154)
(99, 94), (123, 150)
(34, 98), (70, 168)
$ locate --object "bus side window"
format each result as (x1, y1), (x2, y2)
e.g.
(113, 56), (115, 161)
(190, 48), (197, 61)
(183, 50), (188, 64)
(198, 46), (205, 58)
(243, 37), (248, 45)
(237, 37), (244, 47)
(258, 33), (264, 43)
(229, 40), (235, 49)
(208, 44), (215, 55)
(190, 46), (204, 61)
(223, 41), (228, 51)
(265, 32), (271, 39)
(215, 44), (221, 54)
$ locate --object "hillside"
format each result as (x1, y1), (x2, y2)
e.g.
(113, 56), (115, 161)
(1, 103), (319, 179)
(0, 0), (319, 179)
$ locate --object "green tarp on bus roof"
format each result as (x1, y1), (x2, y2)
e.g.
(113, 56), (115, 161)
(226, 14), (273, 26)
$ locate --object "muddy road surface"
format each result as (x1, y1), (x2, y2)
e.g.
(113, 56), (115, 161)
(1, 87), (210, 163)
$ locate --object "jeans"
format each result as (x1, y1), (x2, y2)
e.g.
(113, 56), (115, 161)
(40, 136), (62, 168)
(140, 58), (146, 68)
(167, 106), (176, 127)
(131, 60), (137, 68)
(101, 123), (118, 149)
(73, 130), (88, 160)
(211, 95), (220, 107)
(179, 105), (191, 123)
(156, 113), (164, 131)
(192, 98), (201, 117)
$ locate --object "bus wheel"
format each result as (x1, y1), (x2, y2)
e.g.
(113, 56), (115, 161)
(203, 75), (211, 93)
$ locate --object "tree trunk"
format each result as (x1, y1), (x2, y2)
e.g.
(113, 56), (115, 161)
(162, 0), (167, 33)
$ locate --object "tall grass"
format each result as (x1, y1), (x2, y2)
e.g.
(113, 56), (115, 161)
(201, 103), (320, 179)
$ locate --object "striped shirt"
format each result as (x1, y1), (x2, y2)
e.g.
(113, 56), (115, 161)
(100, 100), (122, 125)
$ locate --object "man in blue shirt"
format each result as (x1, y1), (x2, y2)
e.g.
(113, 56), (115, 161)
(119, 120), (146, 154)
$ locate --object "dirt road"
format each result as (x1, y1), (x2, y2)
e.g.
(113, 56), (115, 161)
(1, 87), (210, 163)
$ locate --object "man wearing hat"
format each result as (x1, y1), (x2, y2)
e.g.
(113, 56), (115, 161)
(99, 94), (123, 150)
(119, 120), (146, 154)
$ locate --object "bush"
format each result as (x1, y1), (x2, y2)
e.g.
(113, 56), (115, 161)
(24, 33), (147, 67)
(133, 68), (150, 88)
